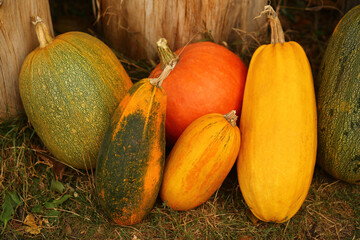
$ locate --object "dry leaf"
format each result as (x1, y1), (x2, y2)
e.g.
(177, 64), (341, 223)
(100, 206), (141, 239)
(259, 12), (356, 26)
(36, 153), (53, 167)
(65, 223), (72, 235)
(52, 160), (67, 180)
(36, 153), (67, 180)
(239, 236), (254, 240)
(24, 214), (42, 235)
(43, 218), (50, 226)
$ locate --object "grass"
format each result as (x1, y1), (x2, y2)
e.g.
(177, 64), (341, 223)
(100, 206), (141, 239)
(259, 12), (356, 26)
(1, 1), (360, 239)
(1, 117), (359, 239)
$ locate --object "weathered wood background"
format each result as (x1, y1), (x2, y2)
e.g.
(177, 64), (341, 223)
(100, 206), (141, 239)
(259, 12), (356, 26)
(0, 0), (53, 119)
(99, 0), (268, 61)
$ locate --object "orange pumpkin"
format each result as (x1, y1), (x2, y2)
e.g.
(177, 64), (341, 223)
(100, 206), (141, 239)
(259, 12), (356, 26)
(149, 39), (247, 145)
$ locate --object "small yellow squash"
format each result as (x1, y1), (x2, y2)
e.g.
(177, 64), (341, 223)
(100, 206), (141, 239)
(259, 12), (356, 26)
(160, 111), (240, 210)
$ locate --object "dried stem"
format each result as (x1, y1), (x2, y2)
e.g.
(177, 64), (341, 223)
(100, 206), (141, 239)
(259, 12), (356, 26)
(156, 38), (179, 70)
(223, 110), (238, 127)
(31, 16), (53, 48)
(258, 5), (285, 44)
(149, 60), (177, 87)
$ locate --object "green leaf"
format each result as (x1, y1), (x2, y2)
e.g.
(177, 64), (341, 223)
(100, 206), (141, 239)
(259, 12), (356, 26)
(0, 192), (22, 233)
(44, 202), (56, 209)
(0, 198), (14, 232)
(44, 194), (71, 209)
(52, 194), (71, 205)
(50, 179), (65, 194)
(8, 192), (22, 206)
(46, 209), (60, 217)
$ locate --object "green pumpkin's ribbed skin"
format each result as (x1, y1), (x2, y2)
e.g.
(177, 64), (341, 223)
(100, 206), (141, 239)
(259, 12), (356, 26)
(19, 31), (132, 169)
(96, 79), (166, 225)
(317, 6), (360, 184)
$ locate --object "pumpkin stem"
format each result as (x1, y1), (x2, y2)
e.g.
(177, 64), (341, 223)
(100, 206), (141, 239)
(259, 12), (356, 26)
(149, 60), (177, 87)
(31, 16), (53, 48)
(156, 38), (179, 70)
(258, 5), (285, 44)
(223, 110), (238, 127)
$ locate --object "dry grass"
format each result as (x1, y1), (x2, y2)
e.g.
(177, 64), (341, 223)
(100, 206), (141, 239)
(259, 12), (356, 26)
(1, 121), (359, 239)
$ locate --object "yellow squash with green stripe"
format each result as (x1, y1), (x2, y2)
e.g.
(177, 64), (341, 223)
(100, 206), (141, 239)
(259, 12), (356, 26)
(19, 17), (132, 169)
(95, 64), (174, 225)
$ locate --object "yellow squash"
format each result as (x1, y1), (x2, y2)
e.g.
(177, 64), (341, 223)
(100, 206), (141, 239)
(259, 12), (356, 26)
(237, 6), (317, 223)
(161, 111), (240, 210)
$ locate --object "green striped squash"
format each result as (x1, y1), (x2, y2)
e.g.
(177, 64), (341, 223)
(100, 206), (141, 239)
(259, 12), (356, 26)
(317, 6), (360, 184)
(19, 17), (133, 169)
(95, 64), (173, 225)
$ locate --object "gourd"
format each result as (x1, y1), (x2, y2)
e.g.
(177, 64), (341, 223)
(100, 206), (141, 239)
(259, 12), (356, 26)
(149, 38), (247, 145)
(19, 17), (132, 169)
(95, 62), (174, 225)
(316, 5), (360, 184)
(160, 111), (240, 211)
(237, 6), (317, 223)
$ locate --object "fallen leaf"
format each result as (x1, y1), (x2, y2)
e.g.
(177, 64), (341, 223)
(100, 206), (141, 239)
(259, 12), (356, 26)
(50, 179), (65, 194)
(0, 191), (23, 233)
(52, 160), (67, 180)
(239, 236), (254, 240)
(24, 214), (42, 235)
(65, 223), (72, 235)
(42, 218), (50, 226)
(37, 154), (53, 166)
(36, 152), (67, 180)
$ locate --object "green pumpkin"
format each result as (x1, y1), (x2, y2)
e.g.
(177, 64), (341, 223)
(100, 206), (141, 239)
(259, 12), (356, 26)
(316, 6), (360, 184)
(19, 17), (133, 169)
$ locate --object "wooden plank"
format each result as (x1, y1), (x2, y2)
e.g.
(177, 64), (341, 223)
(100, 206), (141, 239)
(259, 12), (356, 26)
(99, 0), (267, 61)
(0, 0), (53, 119)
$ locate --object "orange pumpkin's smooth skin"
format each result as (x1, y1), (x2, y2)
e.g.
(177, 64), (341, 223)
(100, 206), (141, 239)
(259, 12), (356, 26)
(150, 41), (247, 145)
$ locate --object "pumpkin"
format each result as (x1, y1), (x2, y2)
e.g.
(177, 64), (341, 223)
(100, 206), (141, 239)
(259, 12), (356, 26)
(149, 38), (247, 145)
(237, 6), (317, 223)
(19, 17), (132, 169)
(95, 62), (175, 225)
(160, 110), (240, 211)
(316, 5), (360, 184)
